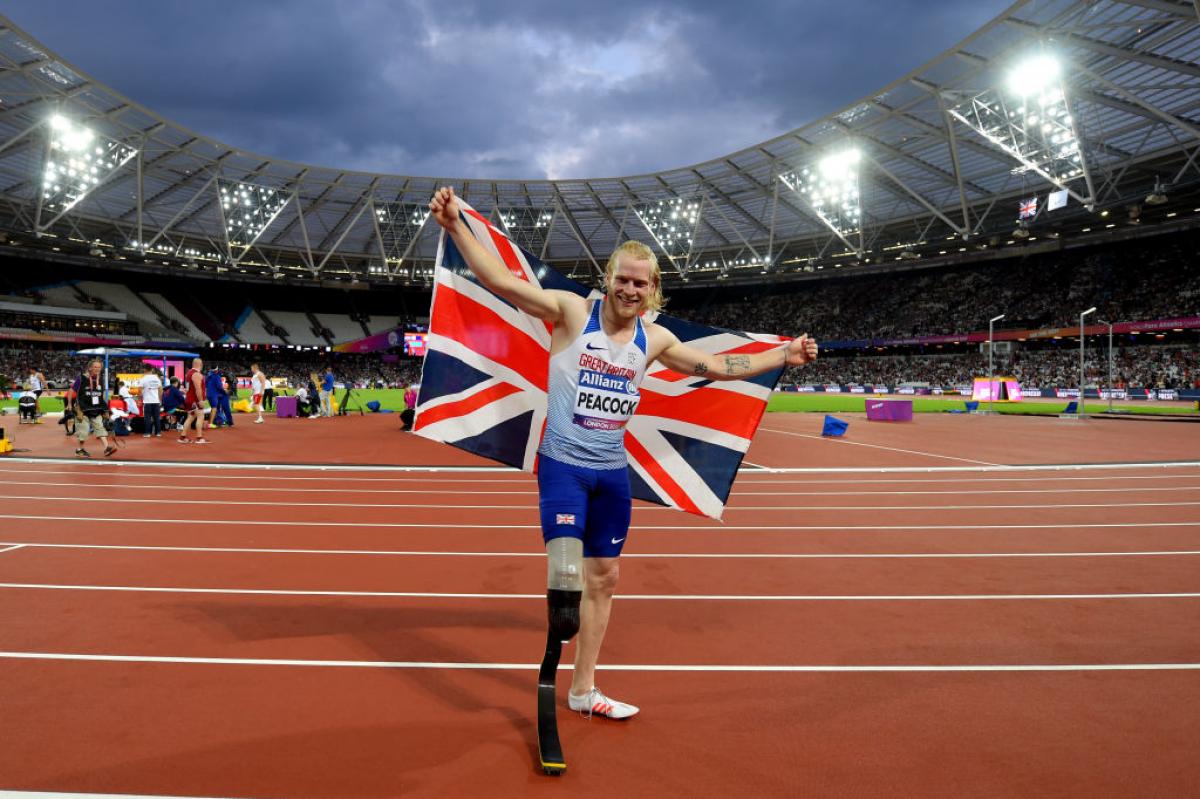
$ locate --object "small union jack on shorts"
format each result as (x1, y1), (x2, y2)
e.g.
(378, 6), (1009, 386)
(537, 455), (632, 558)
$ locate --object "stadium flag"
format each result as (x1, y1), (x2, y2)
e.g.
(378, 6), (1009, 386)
(1047, 188), (1069, 212)
(1018, 196), (1038, 219)
(413, 201), (788, 520)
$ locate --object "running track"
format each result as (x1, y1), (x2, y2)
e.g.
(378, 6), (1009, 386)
(1, 414), (1199, 797)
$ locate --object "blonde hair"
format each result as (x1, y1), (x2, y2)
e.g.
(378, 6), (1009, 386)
(604, 240), (664, 313)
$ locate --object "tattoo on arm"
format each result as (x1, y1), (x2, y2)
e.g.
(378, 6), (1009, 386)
(722, 354), (752, 376)
(693, 362), (709, 375)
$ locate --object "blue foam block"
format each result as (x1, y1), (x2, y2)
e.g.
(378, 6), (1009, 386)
(822, 415), (849, 437)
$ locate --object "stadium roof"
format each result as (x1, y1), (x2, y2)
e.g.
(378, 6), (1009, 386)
(0, 0), (1198, 289)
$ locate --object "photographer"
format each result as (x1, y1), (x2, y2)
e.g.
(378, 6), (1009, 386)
(72, 359), (117, 458)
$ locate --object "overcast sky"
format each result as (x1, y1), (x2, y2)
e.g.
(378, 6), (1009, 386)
(13, 1), (1007, 180)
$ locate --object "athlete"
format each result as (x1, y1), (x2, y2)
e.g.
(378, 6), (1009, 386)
(429, 186), (819, 720)
(27, 366), (46, 421)
(250, 362), (268, 424)
(179, 357), (209, 445)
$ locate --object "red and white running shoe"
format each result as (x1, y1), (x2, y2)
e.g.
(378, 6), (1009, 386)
(567, 687), (639, 719)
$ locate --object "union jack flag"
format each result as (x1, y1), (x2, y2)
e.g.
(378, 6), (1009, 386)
(1018, 196), (1038, 220)
(413, 201), (787, 520)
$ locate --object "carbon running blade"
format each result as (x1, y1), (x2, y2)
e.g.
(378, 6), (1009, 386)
(537, 632), (566, 775)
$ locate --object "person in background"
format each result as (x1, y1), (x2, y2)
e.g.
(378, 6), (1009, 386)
(27, 365), (46, 421)
(205, 367), (230, 428)
(262, 378), (276, 411)
(180, 357), (209, 445)
(295, 383), (311, 417)
(217, 369), (235, 427)
(319, 366), (335, 418)
(116, 380), (138, 416)
(73, 359), (117, 458)
(401, 382), (418, 432)
(250, 362), (268, 424)
(306, 373), (321, 419)
(162, 376), (186, 430)
(140, 366), (163, 438)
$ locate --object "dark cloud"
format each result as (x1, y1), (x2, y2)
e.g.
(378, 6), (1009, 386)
(12, 0), (1006, 179)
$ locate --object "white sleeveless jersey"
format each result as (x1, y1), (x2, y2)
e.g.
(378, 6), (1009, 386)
(538, 300), (649, 470)
(29, 374), (42, 391)
(251, 374), (265, 395)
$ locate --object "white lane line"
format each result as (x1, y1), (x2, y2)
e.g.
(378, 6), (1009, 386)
(0, 792), (226, 799)
(0, 457), (518, 473)
(0, 479), (538, 496)
(4, 460), (1200, 476)
(758, 426), (1005, 466)
(0, 544), (25, 555)
(4, 493), (1198, 513)
(1, 651), (1197, 672)
(2, 513), (1199, 531)
(6, 542), (1200, 559)
(3, 478), (1200, 497)
(2, 583), (1199, 600)
(736, 475), (1200, 485)
(742, 462), (1200, 474)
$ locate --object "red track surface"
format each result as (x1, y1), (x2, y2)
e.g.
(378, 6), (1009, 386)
(1, 411), (1198, 797)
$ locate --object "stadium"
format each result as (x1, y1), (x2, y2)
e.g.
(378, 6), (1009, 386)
(0, 0), (1198, 795)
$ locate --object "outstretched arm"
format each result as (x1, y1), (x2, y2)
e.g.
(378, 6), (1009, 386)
(655, 333), (819, 381)
(429, 186), (570, 323)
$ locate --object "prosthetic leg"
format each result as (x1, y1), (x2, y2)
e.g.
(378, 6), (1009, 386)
(538, 537), (582, 776)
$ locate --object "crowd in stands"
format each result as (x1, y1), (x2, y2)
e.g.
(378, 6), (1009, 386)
(673, 229), (1200, 342)
(783, 345), (1199, 389)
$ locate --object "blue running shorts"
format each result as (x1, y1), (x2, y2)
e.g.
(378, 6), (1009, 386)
(537, 454), (632, 558)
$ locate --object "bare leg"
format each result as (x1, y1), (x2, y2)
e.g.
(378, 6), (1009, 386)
(570, 556), (619, 695)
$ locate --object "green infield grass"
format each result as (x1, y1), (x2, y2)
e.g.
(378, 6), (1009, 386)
(765, 392), (1198, 416)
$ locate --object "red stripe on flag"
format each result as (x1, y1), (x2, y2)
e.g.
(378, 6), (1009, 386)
(430, 284), (549, 390)
(414, 381), (523, 429)
(463, 208), (530, 282)
(624, 433), (702, 516)
(647, 340), (782, 382)
(637, 387), (763, 440)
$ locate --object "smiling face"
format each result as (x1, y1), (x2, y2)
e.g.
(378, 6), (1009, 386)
(607, 255), (655, 319)
(603, 240), (662, 320)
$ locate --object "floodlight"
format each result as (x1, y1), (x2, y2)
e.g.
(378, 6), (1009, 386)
(41, 114), (137, 218)
(1007, 55), (1060, 97)
(817, 148), (861, 180)
(632, 196), (702, 261)
(779, 147), (862, 243)
(949, 52), (1092, 205)
(496, 205), (555, 255)
(217, 179), (290, 249)
(373, 201), (432, 276)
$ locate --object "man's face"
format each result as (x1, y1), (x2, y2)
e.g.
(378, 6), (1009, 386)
(608, 256), (654, 319)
